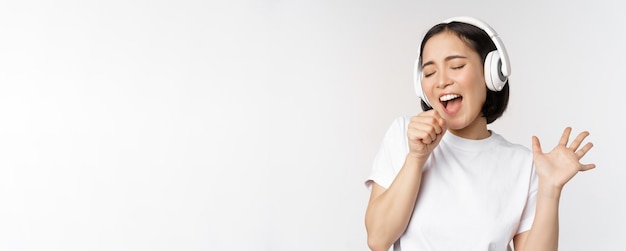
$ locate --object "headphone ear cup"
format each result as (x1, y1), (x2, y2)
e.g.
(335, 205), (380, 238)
(417, 72), (432, 108)
(414, 59), (432, 107)
(484, 51), (507, 91)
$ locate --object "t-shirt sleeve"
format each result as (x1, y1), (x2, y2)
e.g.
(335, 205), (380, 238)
(364, 116), (408, 191)
(516, 160), (538, 234)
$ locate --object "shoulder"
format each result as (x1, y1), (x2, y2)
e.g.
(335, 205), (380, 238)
(488, 133), (536, 185)
(378, 115), (412, 153)
(383, 115), (412, 137)
(392, 115), (411, 128)
(490, 132), (532, 157)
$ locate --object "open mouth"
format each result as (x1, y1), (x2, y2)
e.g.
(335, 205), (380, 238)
(439, 94), (462, 109)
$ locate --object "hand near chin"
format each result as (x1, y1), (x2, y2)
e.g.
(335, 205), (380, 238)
(532, 127), (596, 189)
(407, 110), (447, 161)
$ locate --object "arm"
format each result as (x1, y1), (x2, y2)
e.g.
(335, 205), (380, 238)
(514, 127), (596, 251)
(365, 155), (426, 251)
(512, 181), (562, 251)
(365, 110), (446, 251)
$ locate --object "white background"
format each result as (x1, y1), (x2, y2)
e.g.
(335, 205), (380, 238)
(0, 0), (624, 250)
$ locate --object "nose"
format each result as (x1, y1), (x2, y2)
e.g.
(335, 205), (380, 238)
(436, 70), (453, 89)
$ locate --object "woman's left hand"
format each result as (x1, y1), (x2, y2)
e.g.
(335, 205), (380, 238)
(532, 127), (596, 189)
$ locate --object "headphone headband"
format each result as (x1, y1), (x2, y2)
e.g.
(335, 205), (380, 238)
(443, 16), (510, 77)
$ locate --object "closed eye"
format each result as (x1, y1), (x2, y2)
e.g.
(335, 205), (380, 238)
(424, 71), (435, 78)
(451, 64), (465, 70)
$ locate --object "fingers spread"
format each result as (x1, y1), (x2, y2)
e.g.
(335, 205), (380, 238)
(532, 135), (543, 154)
(575, 142), (594, 158)
(580, 163), (596, 171)
(558, 127), (573, 146)
(569, 131), (590, 150)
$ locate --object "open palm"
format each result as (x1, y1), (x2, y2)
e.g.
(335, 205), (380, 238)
(532, 127), (596, 189)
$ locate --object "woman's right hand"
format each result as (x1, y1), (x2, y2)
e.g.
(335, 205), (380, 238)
(407, 110), (447, 161)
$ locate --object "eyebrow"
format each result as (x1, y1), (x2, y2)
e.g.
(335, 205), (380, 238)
(422, 55), (467, 68)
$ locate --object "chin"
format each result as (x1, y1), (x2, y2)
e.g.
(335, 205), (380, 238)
(447, 123), (466, 131)
(445, 117), (471, 130)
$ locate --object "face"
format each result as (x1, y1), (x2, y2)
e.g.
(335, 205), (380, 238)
(421, 31), (488, 136)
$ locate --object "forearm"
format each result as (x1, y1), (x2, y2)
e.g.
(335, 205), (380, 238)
(519, 181), (563, 251)
(365, 155), (425, 250)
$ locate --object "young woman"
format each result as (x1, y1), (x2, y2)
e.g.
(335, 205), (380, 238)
(364, 17), (596, 251)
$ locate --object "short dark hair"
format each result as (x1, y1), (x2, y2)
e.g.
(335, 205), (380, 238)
(418, 22), (509, 124)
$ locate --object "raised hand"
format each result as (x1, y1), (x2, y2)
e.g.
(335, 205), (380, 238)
(407, 110), (447, 161)
(532, 127), (596, 189)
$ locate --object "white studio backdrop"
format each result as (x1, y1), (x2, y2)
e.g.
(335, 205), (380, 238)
(0, 1), (624, 251)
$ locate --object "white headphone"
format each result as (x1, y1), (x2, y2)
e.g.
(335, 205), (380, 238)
(414, 16), (511, 107)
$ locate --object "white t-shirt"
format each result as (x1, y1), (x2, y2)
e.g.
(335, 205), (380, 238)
(365, 116), (538, 251)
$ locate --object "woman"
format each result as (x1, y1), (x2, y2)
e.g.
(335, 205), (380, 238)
(364, 16), (595, 251)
